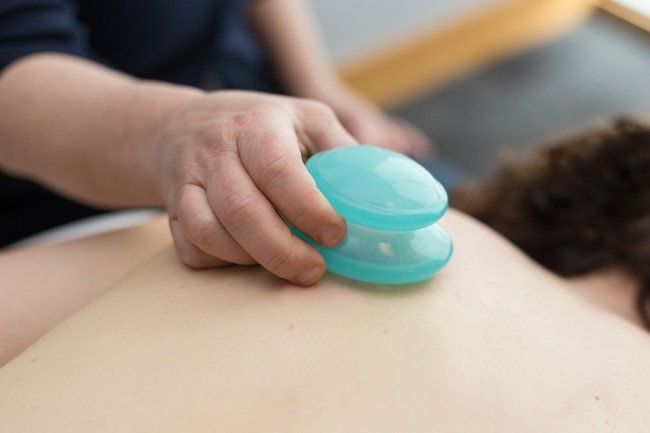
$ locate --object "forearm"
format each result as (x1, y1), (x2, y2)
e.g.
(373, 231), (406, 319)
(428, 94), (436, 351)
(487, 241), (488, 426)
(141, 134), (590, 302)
(0, 53), (202, 207)
(247, 0), (433, 158)
(248, 0), (340, 97)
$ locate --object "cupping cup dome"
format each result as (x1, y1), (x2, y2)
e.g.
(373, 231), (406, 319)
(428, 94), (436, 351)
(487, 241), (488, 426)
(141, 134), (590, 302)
(295, 145), (453, 284)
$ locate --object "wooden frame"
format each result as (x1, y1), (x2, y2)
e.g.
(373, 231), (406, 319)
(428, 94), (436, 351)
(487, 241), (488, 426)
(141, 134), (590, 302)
(338, 0), (596, 108)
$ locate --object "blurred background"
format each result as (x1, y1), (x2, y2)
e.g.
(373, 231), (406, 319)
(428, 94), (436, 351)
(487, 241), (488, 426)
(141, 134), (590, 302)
(314, 0), (650, 177)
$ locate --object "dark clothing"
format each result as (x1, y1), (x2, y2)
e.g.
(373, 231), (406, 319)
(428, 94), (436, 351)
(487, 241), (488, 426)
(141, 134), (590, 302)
(0, 0), (277, 91)
(0, 0), (277, 246)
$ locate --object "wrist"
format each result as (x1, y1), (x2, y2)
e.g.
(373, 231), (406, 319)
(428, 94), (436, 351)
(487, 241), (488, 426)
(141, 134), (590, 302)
(121, 81), (204, 205)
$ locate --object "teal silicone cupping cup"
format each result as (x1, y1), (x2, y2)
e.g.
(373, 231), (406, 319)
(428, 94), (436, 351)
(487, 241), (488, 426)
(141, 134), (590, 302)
(295, 145), (453, 284)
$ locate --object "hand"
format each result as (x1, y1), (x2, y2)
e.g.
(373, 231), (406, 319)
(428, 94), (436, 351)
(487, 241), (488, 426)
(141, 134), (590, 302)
(304, 82), (434, 159)
(155, 90), (357, 285)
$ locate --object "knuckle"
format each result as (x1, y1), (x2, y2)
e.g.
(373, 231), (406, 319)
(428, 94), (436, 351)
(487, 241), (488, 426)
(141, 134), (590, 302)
(285, 194), (320, 228)
(220, 192), (261, 231)
(233, 102), (284, 127)
(184, 209), (215, 247)
(258, 150), (294, 185)
(265, 245), (295, 274)
(257, 130), (282, 149)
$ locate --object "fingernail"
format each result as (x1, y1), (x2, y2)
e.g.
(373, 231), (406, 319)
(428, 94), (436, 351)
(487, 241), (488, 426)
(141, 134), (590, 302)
(317, 224), (342, 246)
(296, 263), (324, 286)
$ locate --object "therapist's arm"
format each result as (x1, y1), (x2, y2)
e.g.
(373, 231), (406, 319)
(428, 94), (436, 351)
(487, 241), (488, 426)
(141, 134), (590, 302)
(248, 0), (432, 157)
(0, 54), (196, 206)
(0, 53), (355, 285)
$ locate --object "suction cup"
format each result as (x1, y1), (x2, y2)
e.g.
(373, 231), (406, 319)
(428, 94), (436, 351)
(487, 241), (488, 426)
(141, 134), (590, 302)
(296, 145), (453, 284)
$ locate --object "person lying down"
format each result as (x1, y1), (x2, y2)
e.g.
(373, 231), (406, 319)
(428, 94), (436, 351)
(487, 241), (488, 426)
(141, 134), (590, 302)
(453, 117), (650, 328)
(0, 118), (649, 432)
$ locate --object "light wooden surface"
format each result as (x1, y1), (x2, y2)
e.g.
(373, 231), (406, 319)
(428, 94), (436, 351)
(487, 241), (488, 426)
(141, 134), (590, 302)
(600, 0), (650, 32)
(338, 0), (596, 108)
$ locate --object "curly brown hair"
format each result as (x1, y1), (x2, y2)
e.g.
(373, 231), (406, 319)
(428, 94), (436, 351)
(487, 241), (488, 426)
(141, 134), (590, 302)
(452, 118), (650, 327)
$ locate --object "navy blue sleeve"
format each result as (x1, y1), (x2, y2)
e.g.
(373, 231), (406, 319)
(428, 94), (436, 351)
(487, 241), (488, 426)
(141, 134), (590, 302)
(0, 0), (95, 71)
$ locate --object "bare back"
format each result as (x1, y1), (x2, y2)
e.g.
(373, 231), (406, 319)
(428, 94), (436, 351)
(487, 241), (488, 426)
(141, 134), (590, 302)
(1, 210), (649, 432)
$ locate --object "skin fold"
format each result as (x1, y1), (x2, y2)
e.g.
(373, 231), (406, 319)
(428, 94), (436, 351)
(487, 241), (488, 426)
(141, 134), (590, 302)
(1, 210), (648, 432)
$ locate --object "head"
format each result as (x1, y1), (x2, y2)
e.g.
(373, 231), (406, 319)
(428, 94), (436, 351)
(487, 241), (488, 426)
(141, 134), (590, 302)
(452, 118), (650, 326)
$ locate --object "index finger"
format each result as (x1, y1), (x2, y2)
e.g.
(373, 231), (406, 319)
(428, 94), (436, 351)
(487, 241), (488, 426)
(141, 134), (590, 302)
(239, 119), (347, 248)
(208, 151), (327, 286)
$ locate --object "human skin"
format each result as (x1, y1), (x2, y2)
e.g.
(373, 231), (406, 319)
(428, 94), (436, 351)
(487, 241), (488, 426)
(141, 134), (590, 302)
(0, 0), (430, 285)
(0, 54), (355, 285)
(0, 216), (171, 366)
(248, 0), (432, 158)
(1, 210), (648, 432)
